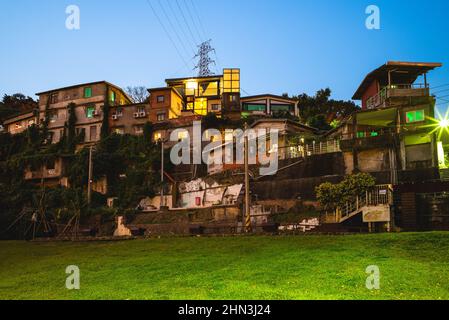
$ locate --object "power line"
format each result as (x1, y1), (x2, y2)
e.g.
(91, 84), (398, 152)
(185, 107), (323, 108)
(186, 0), (221, 74)
(433, 88), (449, 95)
(157, 0), (194, 67)
(165, 0), (197, 55)
(431, 83), (449, 90)
(188, 0), (208, 40)
(436, 94), (449, 100)
(183, 0), (204, 42)
(145, 0), (191, 71)
(175, 0), (200, 46)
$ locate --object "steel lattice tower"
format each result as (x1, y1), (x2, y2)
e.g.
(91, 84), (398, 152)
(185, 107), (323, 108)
(194, 40), (216, 77)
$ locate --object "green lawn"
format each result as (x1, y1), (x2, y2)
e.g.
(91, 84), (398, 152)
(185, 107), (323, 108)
(1, 232), (449, 300)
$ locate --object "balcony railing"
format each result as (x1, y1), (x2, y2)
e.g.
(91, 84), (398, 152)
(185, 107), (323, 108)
(341, 128), (396, 140)
(366, 84), (429, 109)
(278, 139), (341, 160)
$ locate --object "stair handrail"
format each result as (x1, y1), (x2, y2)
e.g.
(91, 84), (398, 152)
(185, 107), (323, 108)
(335, 184), (393, 222)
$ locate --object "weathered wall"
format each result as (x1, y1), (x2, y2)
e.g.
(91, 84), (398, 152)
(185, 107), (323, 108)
(252, 175), (343, 200)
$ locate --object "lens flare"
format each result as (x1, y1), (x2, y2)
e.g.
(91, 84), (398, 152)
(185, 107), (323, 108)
(421, 107), (449, 140)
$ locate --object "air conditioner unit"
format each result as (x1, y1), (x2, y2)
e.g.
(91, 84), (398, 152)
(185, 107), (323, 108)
(112, 115), (118, 120)
(133, 112), (140, 118)
(139, 112), (146, 117)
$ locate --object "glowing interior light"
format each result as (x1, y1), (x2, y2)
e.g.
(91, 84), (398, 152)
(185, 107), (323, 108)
(437, 141), (446, 168)
(186, 81), (198, 90)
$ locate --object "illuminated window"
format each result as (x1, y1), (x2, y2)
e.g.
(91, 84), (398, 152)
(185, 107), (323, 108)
(406, 110), (425, 123)
(357, 132), (366, 138)
(86, 106), (96, 118)
(84, 87), (92, 98)
(134, 125), (144, 134)
(229, 95), (237, 103)
(199, 81), (219, 96)
(154, 132), (162, 141)
(110, 91), (116, 102)
(185, 81), (198, 96)
(223, 69), (240, 93)
(194, 98), (208, 116)
(114, 128), (124, 135)
(157, 113), (166, 122)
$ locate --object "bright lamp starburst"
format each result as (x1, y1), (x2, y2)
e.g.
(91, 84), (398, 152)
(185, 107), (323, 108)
(422, 108), (449, 140)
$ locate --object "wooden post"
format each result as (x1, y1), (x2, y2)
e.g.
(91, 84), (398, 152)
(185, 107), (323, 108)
(244, 123), (251, 233)
(160, 140), (164, 208)
(87, 145), (93, 206)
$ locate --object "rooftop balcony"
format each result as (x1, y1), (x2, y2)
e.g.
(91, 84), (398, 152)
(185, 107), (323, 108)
(366, 84), (430, 110)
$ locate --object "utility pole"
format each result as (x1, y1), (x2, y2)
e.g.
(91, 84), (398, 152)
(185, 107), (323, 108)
(244, 123), (251, 233)
(160, 139), (165, 209)
(87, 145), (93, 206)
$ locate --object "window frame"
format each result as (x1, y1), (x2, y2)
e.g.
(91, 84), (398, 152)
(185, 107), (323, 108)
(84, 87), (92, 98)
(405, 109), (425, 124)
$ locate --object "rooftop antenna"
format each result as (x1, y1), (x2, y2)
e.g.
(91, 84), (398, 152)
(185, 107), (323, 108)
(194, 39), (216, 77)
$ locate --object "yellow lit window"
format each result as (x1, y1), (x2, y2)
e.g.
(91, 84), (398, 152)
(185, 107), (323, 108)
(223, 69), (240, 93)
(154, 132), (162, 141)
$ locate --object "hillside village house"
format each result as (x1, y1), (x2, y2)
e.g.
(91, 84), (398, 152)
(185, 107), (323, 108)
(3, 110), (38, 135)
(2, 62), (448, 232)
(328, 61), (442, 184)
(36, 81), (132, 145)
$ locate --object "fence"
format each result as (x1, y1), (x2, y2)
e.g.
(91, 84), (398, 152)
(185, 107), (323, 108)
(278, 139), (341, 160)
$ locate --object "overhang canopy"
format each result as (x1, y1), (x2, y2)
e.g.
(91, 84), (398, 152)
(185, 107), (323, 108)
(352, 61), (442, 100)
(356, 107), (397, 127)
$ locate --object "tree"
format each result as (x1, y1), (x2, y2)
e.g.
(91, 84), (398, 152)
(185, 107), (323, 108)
(125, 86), (149, 103)
(285, 88), (359, 131)
(100, 102), (110, 140)
(0, 93), (38, 122)
(316, 173), (376, 210)
(66, 103), (77, 152)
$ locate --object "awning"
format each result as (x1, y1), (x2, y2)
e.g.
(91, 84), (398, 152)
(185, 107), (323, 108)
(356, 107), (397, 127)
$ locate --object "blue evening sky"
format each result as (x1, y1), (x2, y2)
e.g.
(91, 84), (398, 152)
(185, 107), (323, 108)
(1, 0), (448, 110)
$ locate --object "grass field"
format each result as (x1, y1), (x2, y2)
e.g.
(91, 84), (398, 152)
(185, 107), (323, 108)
(1, 232), (449, 300)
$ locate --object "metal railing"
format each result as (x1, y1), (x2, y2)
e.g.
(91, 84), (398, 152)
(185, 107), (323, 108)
(278, 139), (341, 160)
(335, 184), (393, 222)
(366, 84), (429, 109)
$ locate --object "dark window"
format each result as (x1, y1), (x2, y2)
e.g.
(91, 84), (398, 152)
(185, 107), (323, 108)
(157, 95), (165, 103)
(243, 103), (266, 112)
(46, 159), (55, 170)
(211, 104), (221, 111)
(271, 104), (294, 112)
(50, 93), (58, 104)
(89, 126), (97, 141)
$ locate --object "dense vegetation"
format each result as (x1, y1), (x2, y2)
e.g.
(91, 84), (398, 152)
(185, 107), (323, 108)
(0, 101), (164, 239)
